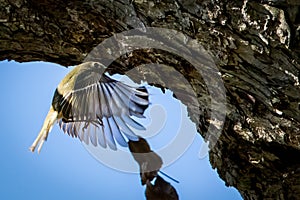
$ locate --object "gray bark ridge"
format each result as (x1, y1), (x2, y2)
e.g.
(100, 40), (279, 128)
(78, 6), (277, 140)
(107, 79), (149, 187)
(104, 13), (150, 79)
(1, 0), (300, 199)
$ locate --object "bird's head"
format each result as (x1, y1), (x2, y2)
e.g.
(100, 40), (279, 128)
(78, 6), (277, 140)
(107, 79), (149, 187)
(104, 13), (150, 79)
(58, 61), (106, 92)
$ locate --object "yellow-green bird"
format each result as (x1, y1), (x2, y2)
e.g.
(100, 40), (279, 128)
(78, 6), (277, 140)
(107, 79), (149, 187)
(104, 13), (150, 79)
(30, 61), (149, 153)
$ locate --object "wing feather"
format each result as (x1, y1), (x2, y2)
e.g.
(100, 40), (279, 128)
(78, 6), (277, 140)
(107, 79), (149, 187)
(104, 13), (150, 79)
(114, 116), (139, 141)
(90, 124), (97, 146)
(97, 125), (107, 148)
(108, 117), (127, 147)
(102, 117), (117, 150)
(57, 70), (149, 150)
(121, 114), (146, 130)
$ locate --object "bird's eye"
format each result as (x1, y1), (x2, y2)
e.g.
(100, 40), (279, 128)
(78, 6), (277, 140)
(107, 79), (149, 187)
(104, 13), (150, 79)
(93, 62), (100, 68)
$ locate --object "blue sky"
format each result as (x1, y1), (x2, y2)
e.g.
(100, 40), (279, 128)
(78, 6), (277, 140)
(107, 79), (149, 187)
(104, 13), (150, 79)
(0, 60), (241, 200)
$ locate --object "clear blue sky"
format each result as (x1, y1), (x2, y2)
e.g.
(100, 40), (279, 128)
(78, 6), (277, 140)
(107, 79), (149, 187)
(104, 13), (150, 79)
(0, 60), (242, 200)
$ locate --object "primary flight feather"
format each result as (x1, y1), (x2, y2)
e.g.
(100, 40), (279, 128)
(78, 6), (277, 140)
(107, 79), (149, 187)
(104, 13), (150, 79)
(30, 61), (149, 153)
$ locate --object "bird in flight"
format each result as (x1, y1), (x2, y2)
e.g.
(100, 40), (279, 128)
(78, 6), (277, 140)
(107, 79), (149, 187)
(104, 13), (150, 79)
(29, 61), (149, 153)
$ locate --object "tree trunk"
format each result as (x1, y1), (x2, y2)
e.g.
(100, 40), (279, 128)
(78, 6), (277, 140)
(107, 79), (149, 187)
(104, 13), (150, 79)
(1, 0), (300, 199)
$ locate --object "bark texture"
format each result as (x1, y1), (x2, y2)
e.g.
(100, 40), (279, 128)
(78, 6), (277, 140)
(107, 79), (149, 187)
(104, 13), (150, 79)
(1, 0), (300, 199)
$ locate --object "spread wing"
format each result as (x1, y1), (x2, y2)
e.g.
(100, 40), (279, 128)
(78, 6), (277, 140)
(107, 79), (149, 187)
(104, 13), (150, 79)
(55, 74), (149, 150)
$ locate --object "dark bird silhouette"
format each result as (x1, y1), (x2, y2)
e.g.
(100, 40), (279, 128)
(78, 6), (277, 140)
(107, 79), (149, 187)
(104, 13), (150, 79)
(145, 175), (179, 200)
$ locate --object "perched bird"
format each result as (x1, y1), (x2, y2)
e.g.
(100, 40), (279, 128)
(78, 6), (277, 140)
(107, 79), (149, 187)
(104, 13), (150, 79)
(30, 61), (149, 153)
(145, 175), (179, 200)
(128, 137), (163, 185)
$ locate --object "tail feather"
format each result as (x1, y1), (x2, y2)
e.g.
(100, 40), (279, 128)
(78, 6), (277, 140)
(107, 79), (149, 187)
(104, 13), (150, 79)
(29, 106), (58, 153)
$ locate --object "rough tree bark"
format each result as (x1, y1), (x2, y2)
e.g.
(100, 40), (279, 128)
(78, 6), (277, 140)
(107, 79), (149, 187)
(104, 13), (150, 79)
(1, 0), (300, 199)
